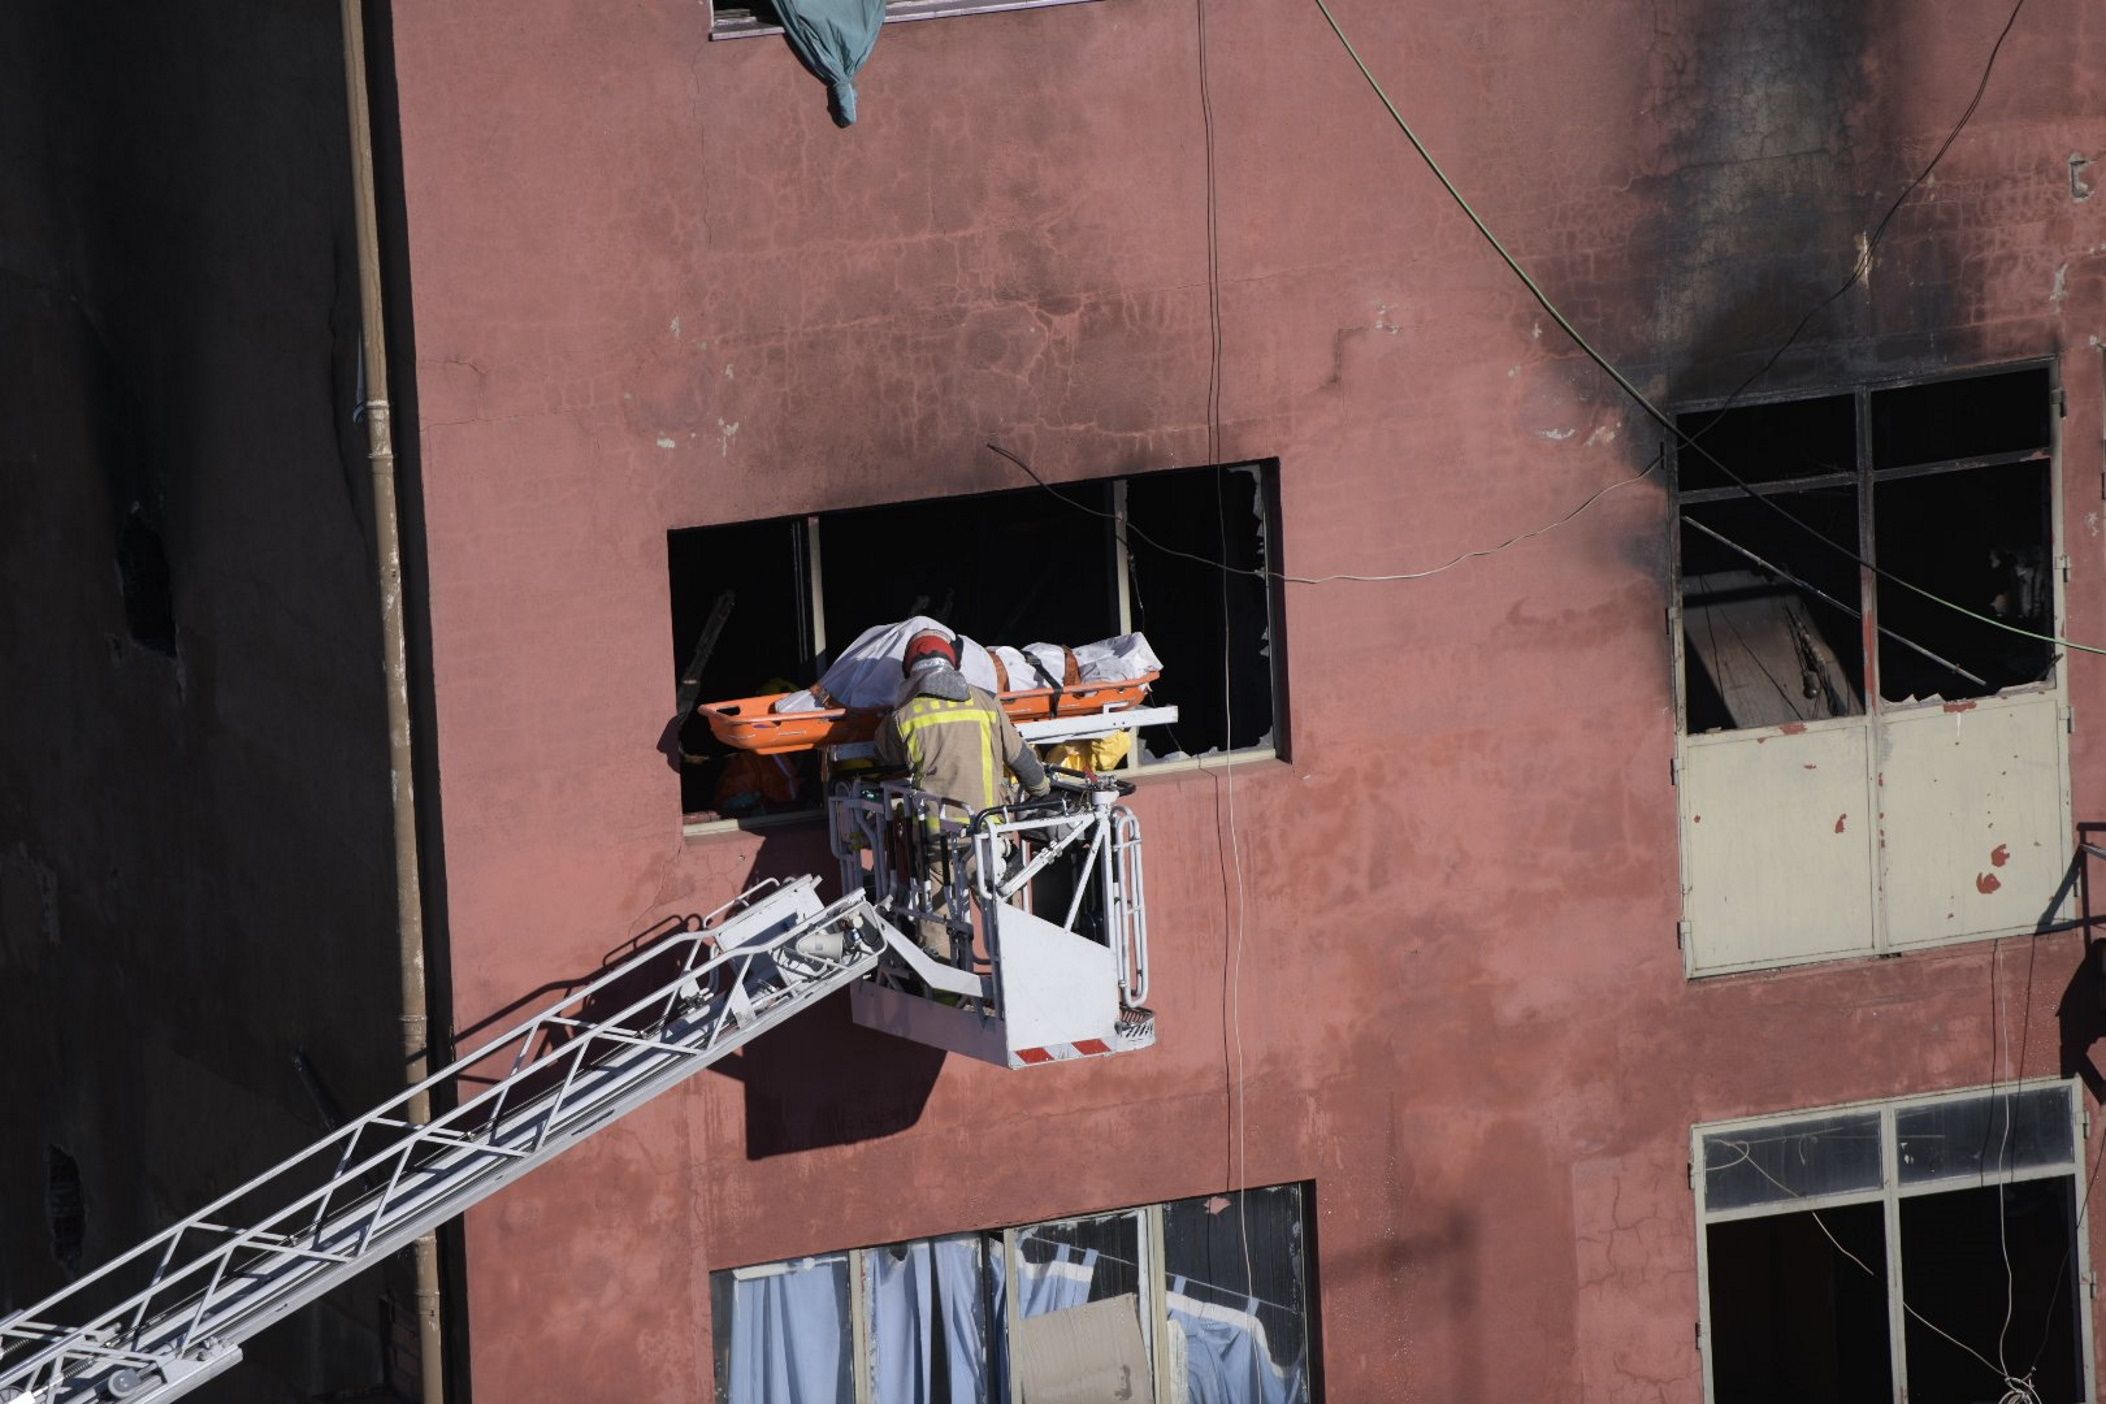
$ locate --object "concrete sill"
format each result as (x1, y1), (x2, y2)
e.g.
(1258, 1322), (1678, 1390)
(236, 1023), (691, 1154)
(678, 747), (1281, 838)
(682, 807), (825, 841)
(709, 0), (1102, 40)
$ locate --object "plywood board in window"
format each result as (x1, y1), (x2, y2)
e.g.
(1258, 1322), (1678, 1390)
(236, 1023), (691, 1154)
(1878, 691), (2069, 947)
(1682, 724), (1876, 974)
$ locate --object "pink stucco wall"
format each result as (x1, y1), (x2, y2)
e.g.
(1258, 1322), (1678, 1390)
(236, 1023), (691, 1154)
(385, 0), (2106, 1395)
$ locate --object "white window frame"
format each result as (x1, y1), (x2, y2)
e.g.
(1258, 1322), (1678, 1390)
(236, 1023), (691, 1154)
(708, 0), (1103, 41)
(1692, 1078), (2097, 1404)
(1669, 359), (2072, 975)
(680, 465), (1287, 837)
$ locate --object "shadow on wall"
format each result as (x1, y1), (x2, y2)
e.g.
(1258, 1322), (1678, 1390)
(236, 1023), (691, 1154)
(2056, 824), (2106, 1099)
(444, 823), (945, 1158)
(713, 827), (947, 1160)
(1325, 1209), (1481, 1404)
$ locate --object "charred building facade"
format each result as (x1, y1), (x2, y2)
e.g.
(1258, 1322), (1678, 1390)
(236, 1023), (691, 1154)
(5, 0), (2106, 1399)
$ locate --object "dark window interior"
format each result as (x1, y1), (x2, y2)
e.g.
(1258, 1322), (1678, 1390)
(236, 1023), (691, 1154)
(45, 1145), (83, 1277)
(1125, 464), (1276, 760)
(1872, 366), (2053, 470)
(666, 518), (818, 820)
(1873, 463), (2054, 703)
(1676, 394), (1856, 491)
(1678, 367), (2055, 733)
(1680, 486), (1864, 733)
(1706, 1202), (1892, 1404)
(1898, 1179), (2082, 1404)
(819, 483), (1116, 653)
(667, 462), (1283, 823)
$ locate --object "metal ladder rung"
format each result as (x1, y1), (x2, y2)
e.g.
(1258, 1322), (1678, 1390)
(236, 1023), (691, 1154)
(366, 1119), (533, 1160)
(186, 1226), (357, 1268)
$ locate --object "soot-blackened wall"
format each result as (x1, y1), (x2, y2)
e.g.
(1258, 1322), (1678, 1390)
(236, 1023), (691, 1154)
(0, 4), (407, 1398)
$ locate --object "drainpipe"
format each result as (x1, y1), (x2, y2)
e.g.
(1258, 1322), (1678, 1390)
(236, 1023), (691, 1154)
(338, 2), (448, 1400)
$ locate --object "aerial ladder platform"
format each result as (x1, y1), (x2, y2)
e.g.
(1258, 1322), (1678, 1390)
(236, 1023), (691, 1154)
(0, 731), (1162, 1404)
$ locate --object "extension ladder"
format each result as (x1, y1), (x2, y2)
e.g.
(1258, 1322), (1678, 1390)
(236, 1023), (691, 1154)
(0, 879), (892, 1404)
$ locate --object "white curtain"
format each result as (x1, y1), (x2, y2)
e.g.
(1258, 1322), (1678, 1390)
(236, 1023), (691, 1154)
(871, 1237), (992, 1404)
(727, 1257), (851, 1404)
(1017, 1245), (1098, 1317)
(1167, 1279), (1303, 1404)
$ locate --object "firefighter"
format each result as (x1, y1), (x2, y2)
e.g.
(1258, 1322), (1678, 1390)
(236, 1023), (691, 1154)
(874, 628), (1051, 959)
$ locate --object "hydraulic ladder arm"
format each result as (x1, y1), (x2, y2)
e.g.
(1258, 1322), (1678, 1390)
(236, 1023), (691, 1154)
(0, 878), (902, 1404)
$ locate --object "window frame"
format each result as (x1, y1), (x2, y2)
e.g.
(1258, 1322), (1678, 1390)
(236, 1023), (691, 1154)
(677, 463), (1289, 837)
(1692, 1078), (2096, 1404)
(1668, 358), (2065, 737)
(711, 1184), (1321, 1403)
(1668, 359), (2073, 975)
(707, 0), (1104, 41)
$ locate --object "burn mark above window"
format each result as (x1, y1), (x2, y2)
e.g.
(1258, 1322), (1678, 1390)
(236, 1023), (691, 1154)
(1675, 364), (2056, 734)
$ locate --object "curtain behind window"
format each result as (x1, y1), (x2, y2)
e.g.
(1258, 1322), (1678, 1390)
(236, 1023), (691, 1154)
(726, 1256), (853, 1403)
(871, 1236), (996, 1404)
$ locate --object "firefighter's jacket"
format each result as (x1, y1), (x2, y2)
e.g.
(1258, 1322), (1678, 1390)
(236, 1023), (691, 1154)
(874, 667), (1048, 816)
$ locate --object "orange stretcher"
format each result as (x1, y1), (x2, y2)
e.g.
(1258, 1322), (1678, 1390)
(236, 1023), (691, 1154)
(703, 674), (1160, 756)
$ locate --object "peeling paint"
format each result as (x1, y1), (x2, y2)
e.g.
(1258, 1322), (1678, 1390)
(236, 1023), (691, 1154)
(655, 436), (676, 450)
(1990, 844), (2010, 868)
(1976, 871), (2003, 895)
(1834, 813), (1847, 834)
(1536, 427), (1577, 441)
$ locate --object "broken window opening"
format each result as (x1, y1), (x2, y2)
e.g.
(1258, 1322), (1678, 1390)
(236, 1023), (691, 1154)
(116, 504), (176, 657)
(1698, 1085), (2090, 1404)
(46, 1145), (83, 1277)
(1871, 365), (2053, 471)
(818, 483), (1117, 661)
(1677, 392), (1857, 493)
(667, 519), (821, 821)
(1679, 486), (1864, 733)
(1675, 364), (2057, 734)
(667, 461), (1285, 826)
(1706, 1203), (1893, 1403)
(1124, 463), (1276, 763)
(1873, 462), (2054, 704)
(1899, 1179), (2082, 1404)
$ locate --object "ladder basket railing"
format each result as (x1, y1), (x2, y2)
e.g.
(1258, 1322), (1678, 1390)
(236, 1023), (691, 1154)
(0, 878), (879, 1404)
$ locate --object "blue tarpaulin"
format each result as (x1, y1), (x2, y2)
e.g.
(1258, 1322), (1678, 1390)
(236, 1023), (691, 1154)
(771, 0), (886, 125)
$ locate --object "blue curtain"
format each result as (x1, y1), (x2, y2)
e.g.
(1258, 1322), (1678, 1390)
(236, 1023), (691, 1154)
(771, 0), (886, 125)
(871, 1237), (992, 1403)
(1168, 1278), (1305, 1404)
(727, 1257), (852, 1403)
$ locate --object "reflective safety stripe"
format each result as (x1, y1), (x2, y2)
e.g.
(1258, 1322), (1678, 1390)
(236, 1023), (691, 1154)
(895, 698), (1000, 813)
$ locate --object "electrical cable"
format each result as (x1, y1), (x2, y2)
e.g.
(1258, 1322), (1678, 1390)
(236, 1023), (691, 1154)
(1708, 1139), (2045, 1403)
(1187, 0), (1261, 1303)
(1304, 0), (2102, 659)
(989, 441), (1660, 584)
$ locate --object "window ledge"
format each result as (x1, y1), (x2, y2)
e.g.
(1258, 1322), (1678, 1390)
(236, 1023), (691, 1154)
(710, 0), (1101, 40)
(682, 807), (825, 841)
(1124, 747), (1285, 783)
